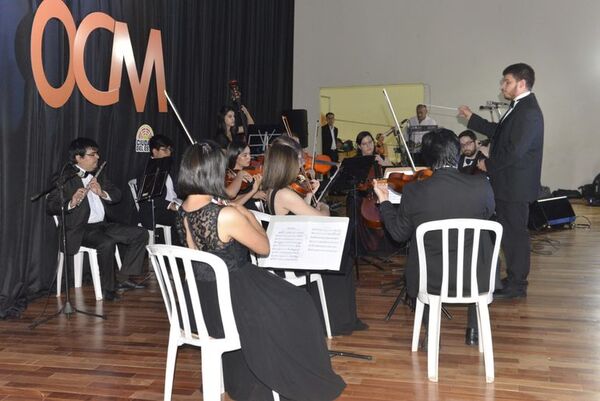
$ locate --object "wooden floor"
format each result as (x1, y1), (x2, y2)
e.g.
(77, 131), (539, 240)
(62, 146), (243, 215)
(1, 202), (600, 401)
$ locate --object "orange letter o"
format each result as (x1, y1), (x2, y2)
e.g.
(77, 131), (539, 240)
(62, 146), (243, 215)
(31, 0), (77, 108)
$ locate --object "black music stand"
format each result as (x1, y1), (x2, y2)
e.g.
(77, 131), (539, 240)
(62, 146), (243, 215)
(137, 157), (172, 243)
(407, 125), (437, 166)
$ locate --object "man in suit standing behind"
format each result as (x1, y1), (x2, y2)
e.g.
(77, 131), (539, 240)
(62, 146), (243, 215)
(458, 63), (544, 299)
(321, 112), (339, 163)
(47, 138), (148, 301)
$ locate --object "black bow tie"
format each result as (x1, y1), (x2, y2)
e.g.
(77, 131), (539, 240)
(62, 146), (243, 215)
(76, 169), (91, 178)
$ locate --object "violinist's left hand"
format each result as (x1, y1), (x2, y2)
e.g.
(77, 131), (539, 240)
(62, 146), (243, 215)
(372, 179), (389, 203)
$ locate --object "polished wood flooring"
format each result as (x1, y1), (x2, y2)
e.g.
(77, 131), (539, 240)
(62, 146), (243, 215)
(1, 202), (600, 401)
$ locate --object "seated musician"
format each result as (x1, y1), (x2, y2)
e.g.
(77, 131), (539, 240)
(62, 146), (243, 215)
(373, 129), (496, 346)
(347, 131), (395, 256)
(136, 135), (179, 232)
(261, 138), (368, 336)
(46, 138), (148, 301)
(175, 141), (345, 400)
(458, 130), (487, 175)
(225, 139), (266, 208)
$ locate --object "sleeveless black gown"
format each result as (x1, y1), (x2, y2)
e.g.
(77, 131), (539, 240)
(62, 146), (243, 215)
(266, 190), (363, 336)
(176, 202), (345, 401)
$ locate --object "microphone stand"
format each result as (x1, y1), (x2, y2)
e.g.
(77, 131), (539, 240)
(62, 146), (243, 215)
(30, 165), (106, 329)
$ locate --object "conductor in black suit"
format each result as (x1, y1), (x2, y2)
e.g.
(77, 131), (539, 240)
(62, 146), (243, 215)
(321, 112), (339, 163)
(459, 63), (544, 299)
(374, 129), (496, 345)
(47, 138), (148, 301)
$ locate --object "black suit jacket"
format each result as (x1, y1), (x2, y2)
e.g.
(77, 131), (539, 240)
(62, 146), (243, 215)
(321, 125), (338, 154)
(468, 93), (544, 202)
(379, 168), (495, 297)
(46, 165), (121, 254)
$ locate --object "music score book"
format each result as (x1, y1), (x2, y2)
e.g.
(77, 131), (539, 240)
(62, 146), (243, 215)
(257, 215), (349, 271)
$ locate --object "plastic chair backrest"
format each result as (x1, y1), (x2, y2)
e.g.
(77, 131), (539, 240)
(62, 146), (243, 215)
(147, 244), (240, 347)
(415, 218), (502, 304)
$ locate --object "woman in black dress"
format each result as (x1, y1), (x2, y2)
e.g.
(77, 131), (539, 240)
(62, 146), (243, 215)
(214, 106), (238, 149)
(225, 139), (266, 208)
(261, 139), (368, 336)
(176, 141), (345, 401)
(348, 131), (396, 255)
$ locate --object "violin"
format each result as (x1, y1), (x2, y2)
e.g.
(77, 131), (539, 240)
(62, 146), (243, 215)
(385, 168), (433, 193)
(289, 173), (312, 197)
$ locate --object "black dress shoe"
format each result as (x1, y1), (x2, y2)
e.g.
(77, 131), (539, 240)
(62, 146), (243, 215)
(465, 328), (478, 346)
(354, 319), (369, 331)
(103, 290), (120, 301)
(117, 280), (146, 291)
(494, 286), (527, 299)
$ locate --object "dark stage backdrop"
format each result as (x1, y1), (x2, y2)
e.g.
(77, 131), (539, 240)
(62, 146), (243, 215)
(0, 0), (294, 318)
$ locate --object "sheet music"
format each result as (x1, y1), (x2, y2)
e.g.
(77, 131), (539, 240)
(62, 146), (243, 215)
(257, 215), (349, 271)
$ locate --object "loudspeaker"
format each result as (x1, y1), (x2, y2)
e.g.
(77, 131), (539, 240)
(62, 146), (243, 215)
(528, 196), (576, 230)
(281, 109), (308, 148)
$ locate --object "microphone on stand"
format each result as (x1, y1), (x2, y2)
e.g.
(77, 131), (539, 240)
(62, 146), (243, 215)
(486, 101), (510, 107)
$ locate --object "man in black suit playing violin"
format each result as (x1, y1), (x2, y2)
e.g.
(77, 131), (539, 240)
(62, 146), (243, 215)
(459, 63), (544, 299)
(457, 130), (487, 175)
(47, 138), (148, 301)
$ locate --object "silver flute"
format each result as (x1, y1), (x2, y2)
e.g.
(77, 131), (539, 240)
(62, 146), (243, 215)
(76, 161), (107, 206)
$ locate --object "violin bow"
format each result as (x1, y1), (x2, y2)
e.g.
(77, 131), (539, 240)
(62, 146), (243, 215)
(164, 90), (196, 145)
(382, 88), (416, 172)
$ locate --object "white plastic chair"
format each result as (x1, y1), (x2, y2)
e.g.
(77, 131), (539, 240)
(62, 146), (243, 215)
(411, 218), (502, 383)
(147, 244), (279, 401)
(128, 178), (172, 246)
(53, 216), (122, 301)
(249, 210), (333, 339)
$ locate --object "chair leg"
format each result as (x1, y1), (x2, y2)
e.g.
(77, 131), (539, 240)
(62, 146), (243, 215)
(163, 330), (179, 401)
(411, 299), (425, 352)
(164, 226), (172, 246)
(56, 252), (65, 297)
(114, 246), (122, 270)
(427, 297), (442, 382)
(148, 229), (155, 246)
(201, 349), (223, 401)
(314, 276), (332, 339)
(476, 304), (483, 353)
(478, 302), (495, 383)
(73, 252), (84, 287)
(88, 251), (103, 301)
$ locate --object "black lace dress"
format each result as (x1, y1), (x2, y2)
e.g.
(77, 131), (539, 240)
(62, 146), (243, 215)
(176, 202), (345, 401)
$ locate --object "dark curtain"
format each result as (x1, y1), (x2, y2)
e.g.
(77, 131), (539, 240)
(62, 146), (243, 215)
(0, 0), (294, 318)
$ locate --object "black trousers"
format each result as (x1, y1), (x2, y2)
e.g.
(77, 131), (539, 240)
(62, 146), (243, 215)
(80, 222), (148, 291)
(495, 200), (530, 288)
